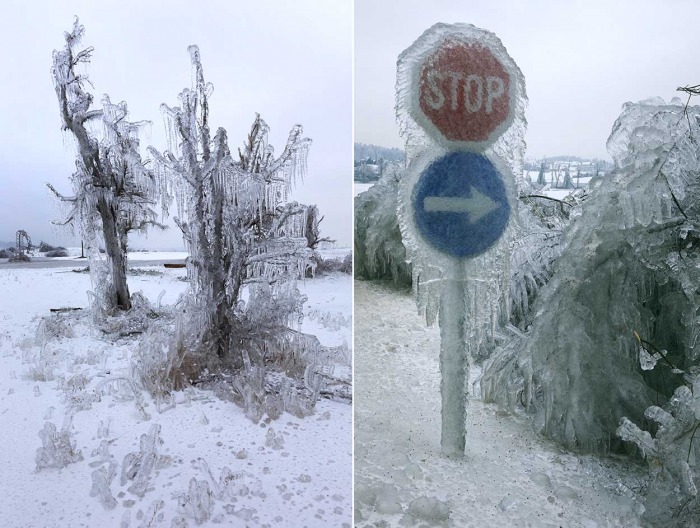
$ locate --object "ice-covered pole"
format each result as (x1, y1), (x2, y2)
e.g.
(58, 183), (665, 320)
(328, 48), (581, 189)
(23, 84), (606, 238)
(439, 260), (468, 454)
(396, 23), (527, 457)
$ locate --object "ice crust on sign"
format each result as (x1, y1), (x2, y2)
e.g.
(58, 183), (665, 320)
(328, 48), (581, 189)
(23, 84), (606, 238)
(396, 22), (527, 328)
(395, 23), (527, 453)
(396, 22), (527, 163)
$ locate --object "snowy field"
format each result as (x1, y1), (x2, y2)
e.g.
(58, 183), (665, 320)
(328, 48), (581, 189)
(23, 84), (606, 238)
(0, 255), (351, 527)
(354, 280), (647, 528)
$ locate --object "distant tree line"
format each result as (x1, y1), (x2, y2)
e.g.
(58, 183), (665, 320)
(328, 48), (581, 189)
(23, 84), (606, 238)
(354, 143), (405, 183)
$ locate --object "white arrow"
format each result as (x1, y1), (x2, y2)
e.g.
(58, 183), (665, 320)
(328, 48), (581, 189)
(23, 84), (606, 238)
(423, 188), (498, 224)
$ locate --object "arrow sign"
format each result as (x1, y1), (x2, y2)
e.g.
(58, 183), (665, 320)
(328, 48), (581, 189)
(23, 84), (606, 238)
(424, 188), (498, 223)
(412, 151), (509, 258)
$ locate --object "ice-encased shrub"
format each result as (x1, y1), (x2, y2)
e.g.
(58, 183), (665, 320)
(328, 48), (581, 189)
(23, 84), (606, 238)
(121, 424), (172, 498)
(483, 98), (700, 458)
(90, 460), (118, 509)
(35, 414), (83, 470)
(312, 252), (352, 275)
(617, 373), (700, 525)
(177, 478), (213, 524)
(354, 163), (412, 287)
(45, 249), (69, 257)
(131, 297), (339, 421)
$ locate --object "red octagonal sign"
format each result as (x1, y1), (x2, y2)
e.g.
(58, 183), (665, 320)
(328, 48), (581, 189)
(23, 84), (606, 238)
(416, 40), (513, 148)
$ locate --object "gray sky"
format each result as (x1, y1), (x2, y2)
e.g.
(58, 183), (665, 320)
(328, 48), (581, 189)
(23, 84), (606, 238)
(0, 0), (351, 249)
(355, 0), (700, 161)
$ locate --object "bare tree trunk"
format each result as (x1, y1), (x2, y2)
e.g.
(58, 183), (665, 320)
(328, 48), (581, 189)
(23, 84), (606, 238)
(211, 186), (230, 359)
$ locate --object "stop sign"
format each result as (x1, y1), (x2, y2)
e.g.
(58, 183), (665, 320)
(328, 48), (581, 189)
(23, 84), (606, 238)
(418, 40), (512, 145)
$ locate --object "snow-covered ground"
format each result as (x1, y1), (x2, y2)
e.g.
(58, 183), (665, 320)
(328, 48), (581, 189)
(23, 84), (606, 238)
(0, 257), (351, 527)
(5, 248), (189, 261)
(354, 280), (647, 528)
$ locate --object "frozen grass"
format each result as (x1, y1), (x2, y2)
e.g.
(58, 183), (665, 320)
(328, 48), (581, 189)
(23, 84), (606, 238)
(0, 261), (351, 527)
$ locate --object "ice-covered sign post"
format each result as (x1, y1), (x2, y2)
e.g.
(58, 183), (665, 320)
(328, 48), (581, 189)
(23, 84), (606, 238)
(397, 23), (526, 457)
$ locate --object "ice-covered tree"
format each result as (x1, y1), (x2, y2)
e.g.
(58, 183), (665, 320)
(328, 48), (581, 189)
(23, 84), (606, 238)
(49, 19), (161, 312)
(562, 165), (573, 188)
(304, 205), (334, 250)
(536, 161), (546, 186)
(149, 46), (313, 366)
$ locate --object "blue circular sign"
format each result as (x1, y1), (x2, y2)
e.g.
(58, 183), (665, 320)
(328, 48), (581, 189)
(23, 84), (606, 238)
(412, 151), (510, 258)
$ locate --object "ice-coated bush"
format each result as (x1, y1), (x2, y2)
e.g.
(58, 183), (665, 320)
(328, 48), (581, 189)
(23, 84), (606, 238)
(35, 414), (83, 470)
(130, 313), (195, 397)
(96, 292), (162, 338)
(90, 460), (118, 509)
(244, 282), (307, 330)
(354, 163), (412, 287)
(616, 369), (700, 523)
(483, 98), (700, 460)
(228, 351), (267, 423)
(177, 478), (213, 524)
(195, 458), (259, 501)
(121, 424), (171, 498)
(35, 314), (76, 344)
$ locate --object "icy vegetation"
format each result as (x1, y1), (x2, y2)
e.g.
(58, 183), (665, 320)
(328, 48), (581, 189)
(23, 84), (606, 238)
(35, 413), (83, 470)
(10, 18), (352, 527)
(356, 27), (700, 522)
(49, 19), (163, 312)
(145, 45), (340, 411)
(481, 97), (700, 523)
(354, 163), (412, 286)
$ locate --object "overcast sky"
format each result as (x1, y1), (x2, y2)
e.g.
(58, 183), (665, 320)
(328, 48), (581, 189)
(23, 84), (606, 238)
(0, 0), (351, 248)
(355, 0), (700, 161)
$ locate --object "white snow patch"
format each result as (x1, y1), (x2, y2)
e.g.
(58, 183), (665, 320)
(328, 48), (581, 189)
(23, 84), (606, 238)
(0, 262), (351, 527)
